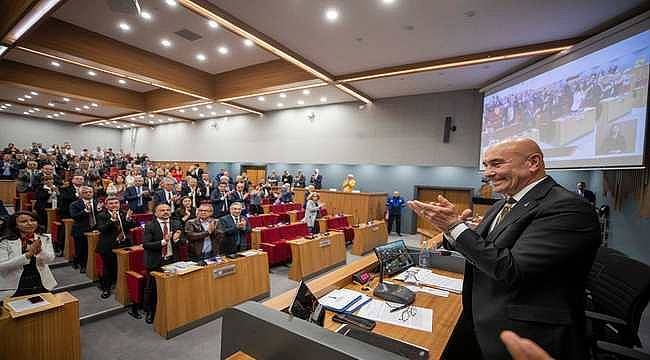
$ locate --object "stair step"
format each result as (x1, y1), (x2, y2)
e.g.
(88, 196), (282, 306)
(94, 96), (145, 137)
(80, 305), (127, 325)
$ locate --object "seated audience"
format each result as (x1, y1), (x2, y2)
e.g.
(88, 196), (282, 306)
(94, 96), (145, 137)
(0, 154), (18, 180)
(106, 174), (127, 198)
(16, 160), (39, 193)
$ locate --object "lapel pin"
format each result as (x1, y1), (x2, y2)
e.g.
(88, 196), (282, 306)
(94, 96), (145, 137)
(524, 202), (529, 207)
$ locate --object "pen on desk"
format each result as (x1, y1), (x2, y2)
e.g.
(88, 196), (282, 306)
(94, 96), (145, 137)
(389, 303), (410, 313)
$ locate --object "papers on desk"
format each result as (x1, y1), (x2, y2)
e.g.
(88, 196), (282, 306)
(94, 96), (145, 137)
(239, 250), (260, 257)
(318, 289), (371, 313)
(6, 297), (50, 313)
(161, 261), (202, 275)
(395, 267), (463, 293)
(356, 299), (433, 333)
(404, 285), (449, 298)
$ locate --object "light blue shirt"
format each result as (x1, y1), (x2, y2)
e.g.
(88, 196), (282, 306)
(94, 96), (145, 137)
(200, 219), (212, 255)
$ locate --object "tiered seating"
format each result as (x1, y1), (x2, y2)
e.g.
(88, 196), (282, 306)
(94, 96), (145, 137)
(262, 213), (280, 227)
(18, 192), (35, 211)
(125, 247), (146, 308)
(270, 203), (302, 224)
(248, 214), (280, 228)
(327, 216), (355, 244)
(259, 222), (310, 266)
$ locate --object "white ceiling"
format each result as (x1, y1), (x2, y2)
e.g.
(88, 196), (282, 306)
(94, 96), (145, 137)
(352, 57), (536, 98)
(161, 101), (247, 119)
(209, 0), (646, 75)
(0, 83), (132, 117)
(232, 85), (355, 111)
(53, 0), (278, 75)
(0, 101), (92, 123)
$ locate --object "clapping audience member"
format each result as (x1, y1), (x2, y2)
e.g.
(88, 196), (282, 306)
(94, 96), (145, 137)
(274, 183), (294, 204)
(219, 203), (251, 255)
(310, 169), (322, 189)
(173, 196), (196, 226)
(210, 182), (231, 218)
(69, 186), (99, 273)
(185, 203), (221, 261)
(35, 176), (59, 225)
(124, 176), (150, 213)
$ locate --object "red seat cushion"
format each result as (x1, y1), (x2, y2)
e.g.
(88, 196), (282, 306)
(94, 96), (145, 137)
(319, 208), (328, 217)
(130, 227), (144, 245)
(294, 223), (309, 238)
(125, 247), (145, 304)
(95, 255), (104, 277)
(280, 224), (296, 240)
(270, 204), (282, 214)
(278, 213), (290, 224)
(261, 227), (281, 244)
(248, 216), (264, 228)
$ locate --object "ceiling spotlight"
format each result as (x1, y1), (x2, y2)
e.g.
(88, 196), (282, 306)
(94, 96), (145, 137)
(91, 103), (98, 107)
(87, 70), (96, 76)
(325, 8), (339, 22)
(320, 97), (327, 102)
(28, 110), (35, 113)
(225, 109), (232, 114)
(257, 96), (265, 102)
(158, 119), (163, 123)
(149, 120), (155, 124)
(205, 104), (212, 109)
(165, 0), (177, 6)
(58, 112), (65, 115)
(210, 111), (217, 116)
(179, 109), (185, 113)
(83, 105), (90, 109)
(4, 104), (10, 107)
(279, 93), (287, 98)
(208, 20), (219, 29)
(118, 22), (131, 31)
(118, 79), (127, 84)
(33, 108), (40, 111)
(50, 61), (60, 67)
(75, 107), (81, 111)
(111, 121), (117, 124)
(148, 114), (154, 118)
(46, 115), (52, 118)
(167, 118), (172, 121)
(24, 95), (32, 99)
(17, 98), (25, 101)
(382, 0), (396, 4)
(160, 39), (172, 47)
(53, 113), (60, 117)
(192, 107), (198, 111)
(138, 115), (145, 119)
(23, 112), (30, 115)
(63, 97), (70, 102)
(196, 53), (207, 61)
(199, 113), (205, 117)
(217, 46), (229, 55)
(47, 102), (55, 106)
(243, 39), (254, 47)
(30, 91), (38, 96)
(297, 100), (305, 105)
(140, 11), (152, 20)
(277, 102), (284, 107)
(302, 89), (311, 95)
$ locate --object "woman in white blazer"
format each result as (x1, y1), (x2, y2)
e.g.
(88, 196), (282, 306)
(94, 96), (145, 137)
(0, 211), (57, 299)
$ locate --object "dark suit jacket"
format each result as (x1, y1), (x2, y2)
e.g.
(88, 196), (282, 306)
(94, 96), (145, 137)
(35, 185), (57, 212)
(69, 199), (98, 236)
(184, 217), (221, 260)
(210, 189), (230, 218)
(445, 177), (600, 359)
(153, 188), (178, 208)
(95, 210), (136, 254)
(144, 177), (159, 193)
(578, 189), (596, 205)
(310, 174), (322, 189)
(59, 185), (80, 219)
(142, 218), (183, 269)
(219, 215), (251, 255)
(0, 160), (18, 179)
(182, 186), (205, 206)
(123, 185), (151, 212)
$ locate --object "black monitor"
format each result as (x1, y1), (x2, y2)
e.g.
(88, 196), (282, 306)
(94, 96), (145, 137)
(374, 240), (414, 276)
(288, 281), (325, 326)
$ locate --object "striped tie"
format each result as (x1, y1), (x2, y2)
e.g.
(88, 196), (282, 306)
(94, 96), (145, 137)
(493, 197), (517, 228)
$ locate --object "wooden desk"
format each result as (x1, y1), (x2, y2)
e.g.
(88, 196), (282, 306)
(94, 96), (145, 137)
(113, 245), (141, 305)
(317, 214), (354, 233)
(294, 188), (387, 224)
(62, 219), (75, 261)
(351, 220), (388, 256)
(85, 231), (100, 281)
(287, 210), (302, 223)
(0, 180), (15, 205)
(264, 255), (463, 360)
(0, 292), (80, 360)
(45, 208), (59, 234)
(287, 232), (346, 281)
(152, 252), (270, 338)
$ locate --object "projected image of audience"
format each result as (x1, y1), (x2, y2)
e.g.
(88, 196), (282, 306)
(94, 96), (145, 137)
(480, 28), (649, 169)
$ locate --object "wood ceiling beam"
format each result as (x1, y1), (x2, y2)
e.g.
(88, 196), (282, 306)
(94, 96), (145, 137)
(0, 98), (108, 119)
(0, 60), (145, 110)
(0, 1), (40, 45)
(144, 89), (207, 113)
(336, 37), (585, 83)
(18, 17), (215, 99)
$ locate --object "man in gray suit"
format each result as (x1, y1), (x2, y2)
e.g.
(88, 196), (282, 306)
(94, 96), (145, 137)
(409, 138), (600, 359)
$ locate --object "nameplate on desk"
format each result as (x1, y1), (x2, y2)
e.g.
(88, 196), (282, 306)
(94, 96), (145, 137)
(319, 239), (331, 247)
(213, 264), (237, 279)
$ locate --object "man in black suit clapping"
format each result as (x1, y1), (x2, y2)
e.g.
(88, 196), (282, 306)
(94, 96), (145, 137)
(219, 202), (251, 255)
(69, 186), (99, 273)
(142, 203), (183, 324)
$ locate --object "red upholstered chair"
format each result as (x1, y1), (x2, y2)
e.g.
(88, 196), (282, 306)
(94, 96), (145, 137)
(260, 227), (291, 266)
(51, 221), (64, 250)
(294, 223), (309, 238)
(267, 214), (280, 226)
(280, 224), (297, 240)
(328, 216), (355, 244)
(318, 208), (328, 218)
(296, 210), (305, 221)
(291, 203), (302, 211)
(130, 227), (144, 245)
(125, 247), (146, 306)
(248, 215), (264, 228)
(95, 255), (104, 278)
(278, 213), (290, 224)
(270, 204), (282, 214)
(178, 243), (189, 261)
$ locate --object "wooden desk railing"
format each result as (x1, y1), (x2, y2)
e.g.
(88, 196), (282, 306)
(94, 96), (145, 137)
(0, 180), (15, 205)
(62, 219), (75, 261)
(113, 245), (142, 305)
(45, 208), (59, 234)
(85, 231), (100, 281)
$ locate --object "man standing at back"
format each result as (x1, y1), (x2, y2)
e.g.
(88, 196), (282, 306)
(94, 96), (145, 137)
(409, 138), (600, 359)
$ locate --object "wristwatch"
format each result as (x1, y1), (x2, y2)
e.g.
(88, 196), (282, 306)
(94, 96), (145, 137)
(445, 220), (465, 234)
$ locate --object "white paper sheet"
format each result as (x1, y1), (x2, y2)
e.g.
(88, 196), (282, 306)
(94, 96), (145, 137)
(395, 267), (463, 293)
(404, 285), (450, 298)
(356, 299), (433, 332)
(6, 297), (50, 313)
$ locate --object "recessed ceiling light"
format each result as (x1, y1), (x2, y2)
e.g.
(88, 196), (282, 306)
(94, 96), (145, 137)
(91, 103), (98, 107)
(63, 97), (70, 102)
(24, 95), (32, 99)
(205, 104), (212, 109)
(217, 46), (229, 55)
(30, 91), (38, 96)
(325, 8), (339, 22)
(158, 119), (163, 123)
(3, 104), (10, 107)
(196, 53), (206, 61)
(50, 61), (60, 67)
(87, 70), (96, 76)
(139, 115), (145, 119)
(208, 20), (219, 29)
(302, 89), (311, 95)
(140, 11), (152, 20)
(199, 113), (205, 117)
(33, 108), (40, 111)
(192, 107), (198, 111)
(146, 114), (153, 118)
(257, 96), (265, 102)
(149, 120), (155, 124)
(130, 117), (135, 120)
(243, 39), (254, 47)
(23, 112), (30, 115)
(279, 93), (287, 98)
(160, 39), (172, 47)
(83, 105), (90, 109)
(47, 102), (55, 107)
(277, 102), (284, 107)
(165, 0), (177, 6)
(118, 22), (131, 31)
(111, 121), (117, 124)
(46, 115), (52, 118)
(179, 109), (185, 113)
(53, 113), (60, 117)
(74, 107), (81, 111)
(167, 118), (172, 121)
(58, 112), (65, 115)
(28, 110), (34, 113)
(17, 97), (25, 101)
(297, 100), (305, 105)
(225, 109), (232, 114)
(382, 0), (396, 4)
(210, 111), (216, 116)
(118, 79), (127, 84)
(130, 124), (135, 127)
(320, 97), (327, 102)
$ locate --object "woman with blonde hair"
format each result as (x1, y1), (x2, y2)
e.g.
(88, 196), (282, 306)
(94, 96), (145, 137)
(303, 192), (324, 234)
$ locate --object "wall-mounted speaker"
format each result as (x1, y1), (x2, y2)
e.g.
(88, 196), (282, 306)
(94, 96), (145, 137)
(443, 116), (456, 143)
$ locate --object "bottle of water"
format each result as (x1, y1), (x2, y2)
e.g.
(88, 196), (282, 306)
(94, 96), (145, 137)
(418, 240), (431, 268)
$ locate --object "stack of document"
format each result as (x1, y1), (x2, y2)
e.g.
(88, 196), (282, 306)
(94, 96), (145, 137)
(395, 267), (463, 293)
(356, 299), (433, 332)
(318, 289), (372, 313)
(162, 261), (201, 274)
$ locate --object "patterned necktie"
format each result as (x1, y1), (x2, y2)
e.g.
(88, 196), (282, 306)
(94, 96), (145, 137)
(493, 197), (517, 228)
(89, 202), (96, 227)
(162, 221), (169, 257)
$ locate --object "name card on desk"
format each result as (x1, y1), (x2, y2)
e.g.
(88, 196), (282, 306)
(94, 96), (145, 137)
(319, 238), (331, 247)
(213, 264), (237, 279)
